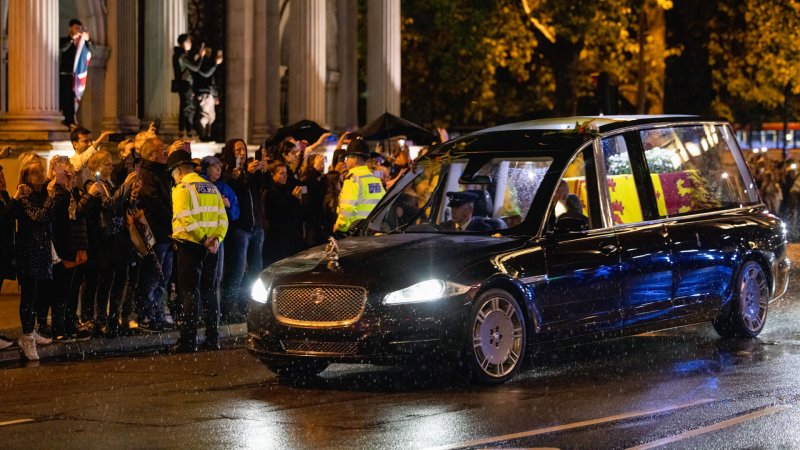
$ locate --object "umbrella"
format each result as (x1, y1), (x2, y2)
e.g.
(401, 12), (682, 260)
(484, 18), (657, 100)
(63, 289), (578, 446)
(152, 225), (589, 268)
(266, 120), (329, 147)
(356, 112), (436, 144)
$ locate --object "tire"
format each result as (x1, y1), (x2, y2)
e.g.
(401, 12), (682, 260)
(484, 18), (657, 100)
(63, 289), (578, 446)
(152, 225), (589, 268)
(464, 289), (527, 385)
(713, 261), (770, 338)
(266, 359), (329, 379)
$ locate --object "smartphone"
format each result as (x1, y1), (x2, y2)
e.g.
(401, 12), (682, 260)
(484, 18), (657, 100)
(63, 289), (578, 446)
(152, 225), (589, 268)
(153, 118), (161, 134)
(299, 186), (308, 194)
(95, 171), (101, 182)
(216, 49), (223, 58)
(182, 141), (191, 152)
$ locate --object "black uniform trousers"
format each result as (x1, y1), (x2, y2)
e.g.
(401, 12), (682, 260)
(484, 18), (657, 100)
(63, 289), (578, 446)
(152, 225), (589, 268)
(59, 73), (75, 126)
(175, 240), (219, 346)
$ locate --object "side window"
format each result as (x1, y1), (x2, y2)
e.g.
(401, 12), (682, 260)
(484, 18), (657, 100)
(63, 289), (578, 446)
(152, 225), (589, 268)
(601, 135), (645, 225)
(549, 151), (592, 231)
(640, 125), (758, 217)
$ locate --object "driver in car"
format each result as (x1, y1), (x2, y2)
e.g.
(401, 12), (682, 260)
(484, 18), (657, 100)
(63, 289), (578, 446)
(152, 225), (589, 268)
(441, 191), (492, 232)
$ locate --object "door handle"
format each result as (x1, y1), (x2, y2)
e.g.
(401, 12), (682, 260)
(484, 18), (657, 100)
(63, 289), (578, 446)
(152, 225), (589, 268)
(600, 243), (619, 255)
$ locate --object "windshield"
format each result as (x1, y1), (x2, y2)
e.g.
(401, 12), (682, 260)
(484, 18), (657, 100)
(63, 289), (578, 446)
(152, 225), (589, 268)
(367, 156), (553, 233)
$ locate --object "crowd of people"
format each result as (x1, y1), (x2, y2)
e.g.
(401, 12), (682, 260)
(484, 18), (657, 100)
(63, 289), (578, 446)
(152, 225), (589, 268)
(0, 120), (424, 360)
(747, 153), (800, 239)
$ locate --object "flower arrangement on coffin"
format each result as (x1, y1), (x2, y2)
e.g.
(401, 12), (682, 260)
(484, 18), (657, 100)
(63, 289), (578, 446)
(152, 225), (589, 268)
(546, 119), (601, 141)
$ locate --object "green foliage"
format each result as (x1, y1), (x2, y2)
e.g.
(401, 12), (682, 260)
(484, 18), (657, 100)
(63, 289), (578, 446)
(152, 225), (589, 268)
(401, 0), (547, 127)
(709, 0), (800, 122)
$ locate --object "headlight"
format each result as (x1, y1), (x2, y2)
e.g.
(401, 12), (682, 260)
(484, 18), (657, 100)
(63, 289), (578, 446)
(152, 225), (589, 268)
(251, 278), (270, 304)
(383, 279), (470, 305)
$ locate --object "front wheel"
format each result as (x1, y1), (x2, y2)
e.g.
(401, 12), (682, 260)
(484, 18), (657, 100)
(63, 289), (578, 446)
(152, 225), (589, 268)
(713, 261), (770, 338)
(464, 289), (527, 385)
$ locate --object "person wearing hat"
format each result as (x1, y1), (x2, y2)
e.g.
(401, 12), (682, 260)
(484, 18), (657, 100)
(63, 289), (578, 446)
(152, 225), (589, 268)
(168, 149), (228, 352)
(200, 155), (239, 323)
(442, 191), (492, 232)
(333, 138), (386, 235)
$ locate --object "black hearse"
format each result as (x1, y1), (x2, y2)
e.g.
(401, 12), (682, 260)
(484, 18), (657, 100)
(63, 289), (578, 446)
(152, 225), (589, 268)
(247, 116), (790, 384)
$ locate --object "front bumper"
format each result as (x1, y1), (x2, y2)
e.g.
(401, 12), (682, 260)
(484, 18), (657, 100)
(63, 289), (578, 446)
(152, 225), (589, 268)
(246, 294), (470, 365)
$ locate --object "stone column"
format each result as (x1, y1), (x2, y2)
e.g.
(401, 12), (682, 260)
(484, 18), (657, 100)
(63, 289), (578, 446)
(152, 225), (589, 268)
(143, 0), (187, 138)
(225, 0), (255, 142)
(288, 0), (326, 126)
(336, 0), (358, 130)
(103, 0), (139, 133)
(265, 0), (282, 131)
(0, 0), (67, 144)
(250, 0), (269, 143)
(366, 0), (401, 123)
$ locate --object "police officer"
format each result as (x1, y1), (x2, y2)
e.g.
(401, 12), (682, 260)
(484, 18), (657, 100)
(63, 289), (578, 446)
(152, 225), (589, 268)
(334, 138), (386, 235)
(167, 149), (228, 352)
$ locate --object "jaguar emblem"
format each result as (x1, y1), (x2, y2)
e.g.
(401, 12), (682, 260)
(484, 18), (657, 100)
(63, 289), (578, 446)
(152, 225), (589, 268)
(312, 288), (326, 305)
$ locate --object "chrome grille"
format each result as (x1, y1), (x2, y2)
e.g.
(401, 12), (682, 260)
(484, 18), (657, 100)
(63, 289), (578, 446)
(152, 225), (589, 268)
(280, 340), (359, 355)
(272, 285), (367, 327)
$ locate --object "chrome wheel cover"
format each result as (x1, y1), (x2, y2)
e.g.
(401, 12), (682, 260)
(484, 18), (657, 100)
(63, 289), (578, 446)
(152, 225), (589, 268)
(740, 264), (769, 332)
(471, 296), (524, 378)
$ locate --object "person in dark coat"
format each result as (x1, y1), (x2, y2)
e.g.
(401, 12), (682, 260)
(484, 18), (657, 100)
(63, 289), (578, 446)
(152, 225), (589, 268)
(0, 164), (19, 350)
(15, 154), (56, 360)
(47, 157), (89, 341)
(298, 153), (327, 247)
(172, 34), (222, 139)
(131, 138), (174, 332)
(262, 162), (304, 267)
(59, 19), (93, 128)
(0, 164), (16, 283)
(220, 139), (266, 322)
(78, 151), (130, 337)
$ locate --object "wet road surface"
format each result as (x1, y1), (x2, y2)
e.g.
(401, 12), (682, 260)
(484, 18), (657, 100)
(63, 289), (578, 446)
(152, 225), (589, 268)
(2, 289), (800, 448)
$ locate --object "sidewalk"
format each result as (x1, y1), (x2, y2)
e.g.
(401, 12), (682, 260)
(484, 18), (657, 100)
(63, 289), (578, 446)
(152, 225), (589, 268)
(0, 280), (247, 364)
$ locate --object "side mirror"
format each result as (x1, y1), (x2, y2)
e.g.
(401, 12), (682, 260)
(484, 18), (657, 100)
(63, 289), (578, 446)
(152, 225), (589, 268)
(553, 216), (589, 234)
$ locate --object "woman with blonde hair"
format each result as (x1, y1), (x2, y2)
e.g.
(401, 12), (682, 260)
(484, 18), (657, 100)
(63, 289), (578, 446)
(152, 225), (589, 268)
(14, 153), (57, 360)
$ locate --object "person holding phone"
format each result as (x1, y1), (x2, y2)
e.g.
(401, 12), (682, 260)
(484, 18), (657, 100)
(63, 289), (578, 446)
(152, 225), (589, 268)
(14, 154), (57, 360)
(218, 139), (265, 322)
(47, 158), (89, 342)
(172, 34), (223, 140)
(262, 162), (304, 267)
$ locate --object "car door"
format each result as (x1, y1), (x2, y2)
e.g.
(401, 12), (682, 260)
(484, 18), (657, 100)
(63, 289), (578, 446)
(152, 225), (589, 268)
(638, 124), (760, 317)
(537, 147), (624, 339)
(600, 133), (675, 326)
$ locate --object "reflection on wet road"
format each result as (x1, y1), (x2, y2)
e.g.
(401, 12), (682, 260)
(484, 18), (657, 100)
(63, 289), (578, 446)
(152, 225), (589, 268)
(2, 286), (800, 448)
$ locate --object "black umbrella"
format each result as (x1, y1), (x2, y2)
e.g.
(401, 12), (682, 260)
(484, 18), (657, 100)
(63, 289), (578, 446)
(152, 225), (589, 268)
(356, 112), (436, 144)
(266, 120), (329, 147)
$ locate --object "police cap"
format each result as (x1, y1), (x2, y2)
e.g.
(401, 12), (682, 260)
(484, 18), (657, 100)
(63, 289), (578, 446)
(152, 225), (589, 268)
(345, 138), (370, 160)
(447, 191), (480, 208)
(166, 149), (196, 172)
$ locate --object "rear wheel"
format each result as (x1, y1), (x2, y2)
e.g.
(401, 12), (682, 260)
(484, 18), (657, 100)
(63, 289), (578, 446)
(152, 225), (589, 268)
(265, 359), (329, 379)
(464, 289), (527, 385)
(713, 261), (770, 338)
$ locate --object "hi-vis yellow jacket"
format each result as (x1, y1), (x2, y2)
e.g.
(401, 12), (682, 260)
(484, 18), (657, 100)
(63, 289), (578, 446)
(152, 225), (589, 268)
(335, 165), (385, 232)
(172, 172), (228, 244)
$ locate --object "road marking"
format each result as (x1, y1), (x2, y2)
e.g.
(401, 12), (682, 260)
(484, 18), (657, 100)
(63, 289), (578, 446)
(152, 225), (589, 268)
(425, 398), (714, 450)
(626, 404), (790, 450)
(0, 418), (35, 427)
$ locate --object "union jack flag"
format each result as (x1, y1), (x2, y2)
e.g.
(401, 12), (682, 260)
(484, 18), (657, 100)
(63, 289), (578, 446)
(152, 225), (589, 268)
(72, 37), (91, 114)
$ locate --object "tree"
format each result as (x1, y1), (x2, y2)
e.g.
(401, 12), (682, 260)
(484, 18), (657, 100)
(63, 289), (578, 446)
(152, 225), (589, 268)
(401, 0), (544, 127)
(708, 0), (800, 123)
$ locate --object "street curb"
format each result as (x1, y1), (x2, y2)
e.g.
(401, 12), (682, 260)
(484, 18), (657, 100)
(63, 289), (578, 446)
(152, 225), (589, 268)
(0, 323), (247, 364)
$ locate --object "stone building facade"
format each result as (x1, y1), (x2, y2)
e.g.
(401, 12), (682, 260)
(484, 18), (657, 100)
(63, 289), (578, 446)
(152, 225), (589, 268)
(0, 0), (400, 149)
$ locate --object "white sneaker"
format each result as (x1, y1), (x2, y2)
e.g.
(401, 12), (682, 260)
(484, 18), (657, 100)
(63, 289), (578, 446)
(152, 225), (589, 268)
(18, 334), (39, 361)
(0, 337), (13, 350)
(32, 331), (52, 346)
